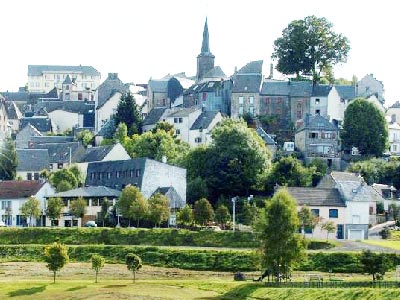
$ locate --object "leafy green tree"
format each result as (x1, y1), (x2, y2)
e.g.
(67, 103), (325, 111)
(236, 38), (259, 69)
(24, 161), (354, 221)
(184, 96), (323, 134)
(115, 93), (142, 136)
(360, 250), (390, 281)
(69, 164), (84, 187)
(272, 15), (350, 83)
(177, 205), (194, 227)
(98, 198), (111, 227)
(241, 201), (258, 226)
(258, 189), (305, 281)
(214, 204), (231, 229)
(341, 98), (388, 157)
(194, 198), (214, 226)
(50, 168), (78, 190)
(151, 121), (174, 135)
(76, 129), (94, 147)
(298, 205), (314, 237)
(126, 253), (142, 283)
(124, 129), (190, 166)
(187, 176), (209, 204)
(69, 197), (87, 219)
(46, 197), (64, 223)
(91, 254), (105, 283)
(148, 193), (170, 227)
(0, 137), (17, 180)
(131, 195), (149, 227)
(114, 122), (128, 144)
(44, 242), (69, 283)
(308, 158), (328, 186)
(56, 180), (72, 192)
(117, 185), (146, 227)
(20, 196), (41, 227)
(265, 156), (313, 193)
(321, 221), (336, 240)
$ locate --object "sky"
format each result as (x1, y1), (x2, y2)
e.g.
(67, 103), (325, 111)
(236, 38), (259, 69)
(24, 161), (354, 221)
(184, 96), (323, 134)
(0, 0), (398, 107)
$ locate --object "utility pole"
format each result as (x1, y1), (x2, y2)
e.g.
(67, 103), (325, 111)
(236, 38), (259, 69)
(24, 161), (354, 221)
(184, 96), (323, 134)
(232, 196), (238, 232)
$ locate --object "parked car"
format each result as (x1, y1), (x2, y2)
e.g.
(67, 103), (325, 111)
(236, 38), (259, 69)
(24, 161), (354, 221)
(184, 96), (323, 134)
(84, 221), (97, 227)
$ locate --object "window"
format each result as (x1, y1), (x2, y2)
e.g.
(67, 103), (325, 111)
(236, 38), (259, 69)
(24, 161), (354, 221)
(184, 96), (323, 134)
(130, 170), (134, 177)
(176, 129), (180, 135)
(265, 97), (270, 104)
(179, 118), (183, 123)
(195, 137), (202, 143)
(136, 169), (141, 177)
(309, 132), (318, 139)
(315, 109), (320, 115)
(249, 106), (254, 116)
(34, 173), (39, 180)
(239, 96), (244, 105)
(78, 93), (83, 100)
(57, 163), (63, 169)
(315, 98), (320, 104)
(2, 215), (12, 226)
(27, 173), (32, 180)
(311, 209), (320, 217)
(249, 96), (254, 105)
(296, 103), (302, 119)
(329, 209), (338, 218)
(1, 201), (11, 210)
(65, 85), (69, 90)
(16, 215), (27, 226)
(174, 118), (178, 123)
(239, 106), (244, 116)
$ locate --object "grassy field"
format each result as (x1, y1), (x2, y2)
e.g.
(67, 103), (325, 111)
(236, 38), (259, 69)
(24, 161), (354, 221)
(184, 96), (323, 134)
(1, 263), (400, 300)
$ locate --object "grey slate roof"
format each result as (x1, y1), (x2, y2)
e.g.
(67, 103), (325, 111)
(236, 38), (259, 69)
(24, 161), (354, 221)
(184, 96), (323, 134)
(142, 107), (167, 126)
(190, 111), (219, 130)
(260, 80), (290, 95)
(5, 101), (22, 119)
(31, 135), (74, 145)
(337, 181), (381, 203)
(203, 66), (226, 78)
(153, 186), (185, 208)
(289, 81), (313, 97)
(285, 187), (346, 207)
(312, 85), (332, 97)
(16, 149), (49, 172)
(28, 65), (100, 76)
(49, 186), (121, 198)
(149, 79), (169, 93)
(20, 117), (53, 132)
(297, 114), (338, 132)
(96, 118), (116, 138)
(237, 60), (263, 74)
(34, 101), (95, 114)
(77, 145), (115, 163)
(335, 85), (356, 100)
(0, 91), (29, 102)
(256, 127), (276, 145)
(232, 74), (262, 93)
(184, 80), (224, 95)
(167, 107), (199, 118)
(34, 142), (85, 163)
(97, 73), (129, 109)
(330, 171), (363, 182)
(63, 75), (72, 84)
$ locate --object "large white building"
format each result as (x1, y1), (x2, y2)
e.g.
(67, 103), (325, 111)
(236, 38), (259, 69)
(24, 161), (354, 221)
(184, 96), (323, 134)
(28, 65), (101, 94)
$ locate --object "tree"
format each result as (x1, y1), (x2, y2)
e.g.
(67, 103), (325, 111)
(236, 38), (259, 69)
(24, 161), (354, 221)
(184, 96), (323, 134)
(69, 164), (84, 187)
(308, 158), (328, 186)
(98, 198), (111, 227)
(20, 196), (41, 227)
(187, 176), (209, 204)
(214, 204), (231, 229)
(44, 242), (69, 283)
(50, 168), (79, 191)
(56, 180), (72, 193)
(177, 205), (194, 227)
(0, 137), (17, 180)
(194, 198), (214, 226)
(360, 250), (390, 281)
(114, 92), (142, 136)
(298, 205), (314, 237)
(125, 253), (142, 283)
(258, 189), (305, 281)
(114, 122), (128, 144)
(117, 185), (146, 227)
(69, 197), (86, 220)
(321, 221), (336, 240)
(76, 129), (94, 147)
(272, 15), (350, 83)
(151, 121), (174, 135)
(241, 201), (258, 226)
(91, 254), (105, 283)
(46, 197), (64, 224)
(131, 195), (149, 227)
(148, 193), (170, 227)
(341, 98), (388, 157)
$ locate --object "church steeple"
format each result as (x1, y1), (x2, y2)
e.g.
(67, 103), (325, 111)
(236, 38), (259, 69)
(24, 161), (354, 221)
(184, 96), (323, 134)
(196, 18), (215, 81)
(201, 18), (210, 53)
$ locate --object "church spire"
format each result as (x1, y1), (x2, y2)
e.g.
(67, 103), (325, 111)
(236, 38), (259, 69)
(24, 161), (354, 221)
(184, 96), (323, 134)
(201, 18), (210, 53)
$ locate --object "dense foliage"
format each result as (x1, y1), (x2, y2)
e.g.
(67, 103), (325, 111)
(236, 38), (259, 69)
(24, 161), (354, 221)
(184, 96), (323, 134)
(114, 92), (142, 136)
(0, 137), (17, 180)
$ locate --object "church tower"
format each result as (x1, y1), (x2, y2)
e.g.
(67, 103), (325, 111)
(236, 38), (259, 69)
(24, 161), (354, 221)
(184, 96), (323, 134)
(196, 18), (215, 81)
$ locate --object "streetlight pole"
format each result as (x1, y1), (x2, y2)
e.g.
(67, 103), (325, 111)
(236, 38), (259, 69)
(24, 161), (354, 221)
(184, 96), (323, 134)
(232, 196), (237, 232)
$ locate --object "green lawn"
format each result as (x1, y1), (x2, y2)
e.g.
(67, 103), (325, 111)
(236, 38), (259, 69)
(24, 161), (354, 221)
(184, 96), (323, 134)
(362, 239), (400, 250)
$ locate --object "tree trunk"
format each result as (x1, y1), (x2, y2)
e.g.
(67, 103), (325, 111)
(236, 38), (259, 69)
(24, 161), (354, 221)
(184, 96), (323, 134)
(137, 219), (140, 228)
(95, 270), (98, 283)
(53, 271), (56, 283)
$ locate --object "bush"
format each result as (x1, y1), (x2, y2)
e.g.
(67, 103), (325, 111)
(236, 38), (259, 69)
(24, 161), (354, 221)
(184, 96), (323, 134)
(380, 228), (392, 239)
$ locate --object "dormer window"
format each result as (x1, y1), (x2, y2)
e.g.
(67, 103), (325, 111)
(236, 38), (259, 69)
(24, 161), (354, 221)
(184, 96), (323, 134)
(315, 98), (320, 104)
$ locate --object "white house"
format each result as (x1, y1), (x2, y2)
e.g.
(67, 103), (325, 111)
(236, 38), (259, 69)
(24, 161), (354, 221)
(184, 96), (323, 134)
(188, 111), (222, 147)
(0, 180), (54, 227)
(166, 107), (202, 144)
(387, 120), (400, 155)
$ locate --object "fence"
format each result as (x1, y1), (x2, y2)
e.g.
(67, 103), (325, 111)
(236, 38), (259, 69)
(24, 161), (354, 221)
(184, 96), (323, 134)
(264, 281), (400, 288)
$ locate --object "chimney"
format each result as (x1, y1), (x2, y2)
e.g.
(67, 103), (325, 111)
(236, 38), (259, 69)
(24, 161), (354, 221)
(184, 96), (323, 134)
(108, 73), (118, 80)
(268, 63), (274, 79)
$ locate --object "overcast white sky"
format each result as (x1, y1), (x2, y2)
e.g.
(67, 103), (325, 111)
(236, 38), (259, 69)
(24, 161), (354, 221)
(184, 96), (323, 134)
(0, 0), (398, 106)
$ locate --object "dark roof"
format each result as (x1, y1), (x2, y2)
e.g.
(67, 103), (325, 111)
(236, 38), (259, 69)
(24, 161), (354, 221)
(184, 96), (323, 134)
(28, 65), (100, 76)
(297, 114), (338, 132)
(200, 18), (211, 54)
(153, 186), (185, 208)
(330, 171), (363, 182)
(34, 101), (95, 114)
(31, 135), (74, 145)
(33, 142), (84, 163)
(0, 180), (47, 199)
(237, 60), (263, 74)
(312, 85), (332, 97)
(285, 187), (346, 207)
(190, 111), (219, 130)
(1, 91), (29, 102)
(143, 107), (167, 126)
(49, 186), (121, 198)
(256, 127), (276, 145)
(77, 145), (115, 163)
(97, 73), (129, 108)
(16, 149), (49, 172)
(96, 118), (116, 138)
(184, 80), (224, 95)
(232, 74), (262, 93)
(289, 81), (313, 97)
(390, 101), (400, 109)
(203, 66), (226, 78)
(63, 75), (72, 84)
(335, 85), (356, 100)
(4, 101), (22, 119)
(168, 107), (199, 118)
(260, 80), (290, 95)
(20, 117), (53, 133)
(148, 79), (169, 93)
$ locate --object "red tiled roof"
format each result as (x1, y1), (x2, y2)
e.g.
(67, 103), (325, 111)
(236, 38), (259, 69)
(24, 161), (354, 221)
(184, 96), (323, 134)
(0, 180), (45, 199)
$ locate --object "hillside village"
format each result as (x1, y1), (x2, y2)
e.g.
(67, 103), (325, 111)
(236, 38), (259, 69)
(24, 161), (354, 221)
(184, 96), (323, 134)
(0, 18), (399, 243)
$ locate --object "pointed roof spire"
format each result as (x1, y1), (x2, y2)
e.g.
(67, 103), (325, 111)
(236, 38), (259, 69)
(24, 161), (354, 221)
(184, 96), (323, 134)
(63, 74), (72, 85)
(201, 17), (210, 53)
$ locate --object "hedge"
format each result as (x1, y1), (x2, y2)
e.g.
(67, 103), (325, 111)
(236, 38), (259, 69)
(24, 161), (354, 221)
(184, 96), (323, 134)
(0, 228), (334, 250)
